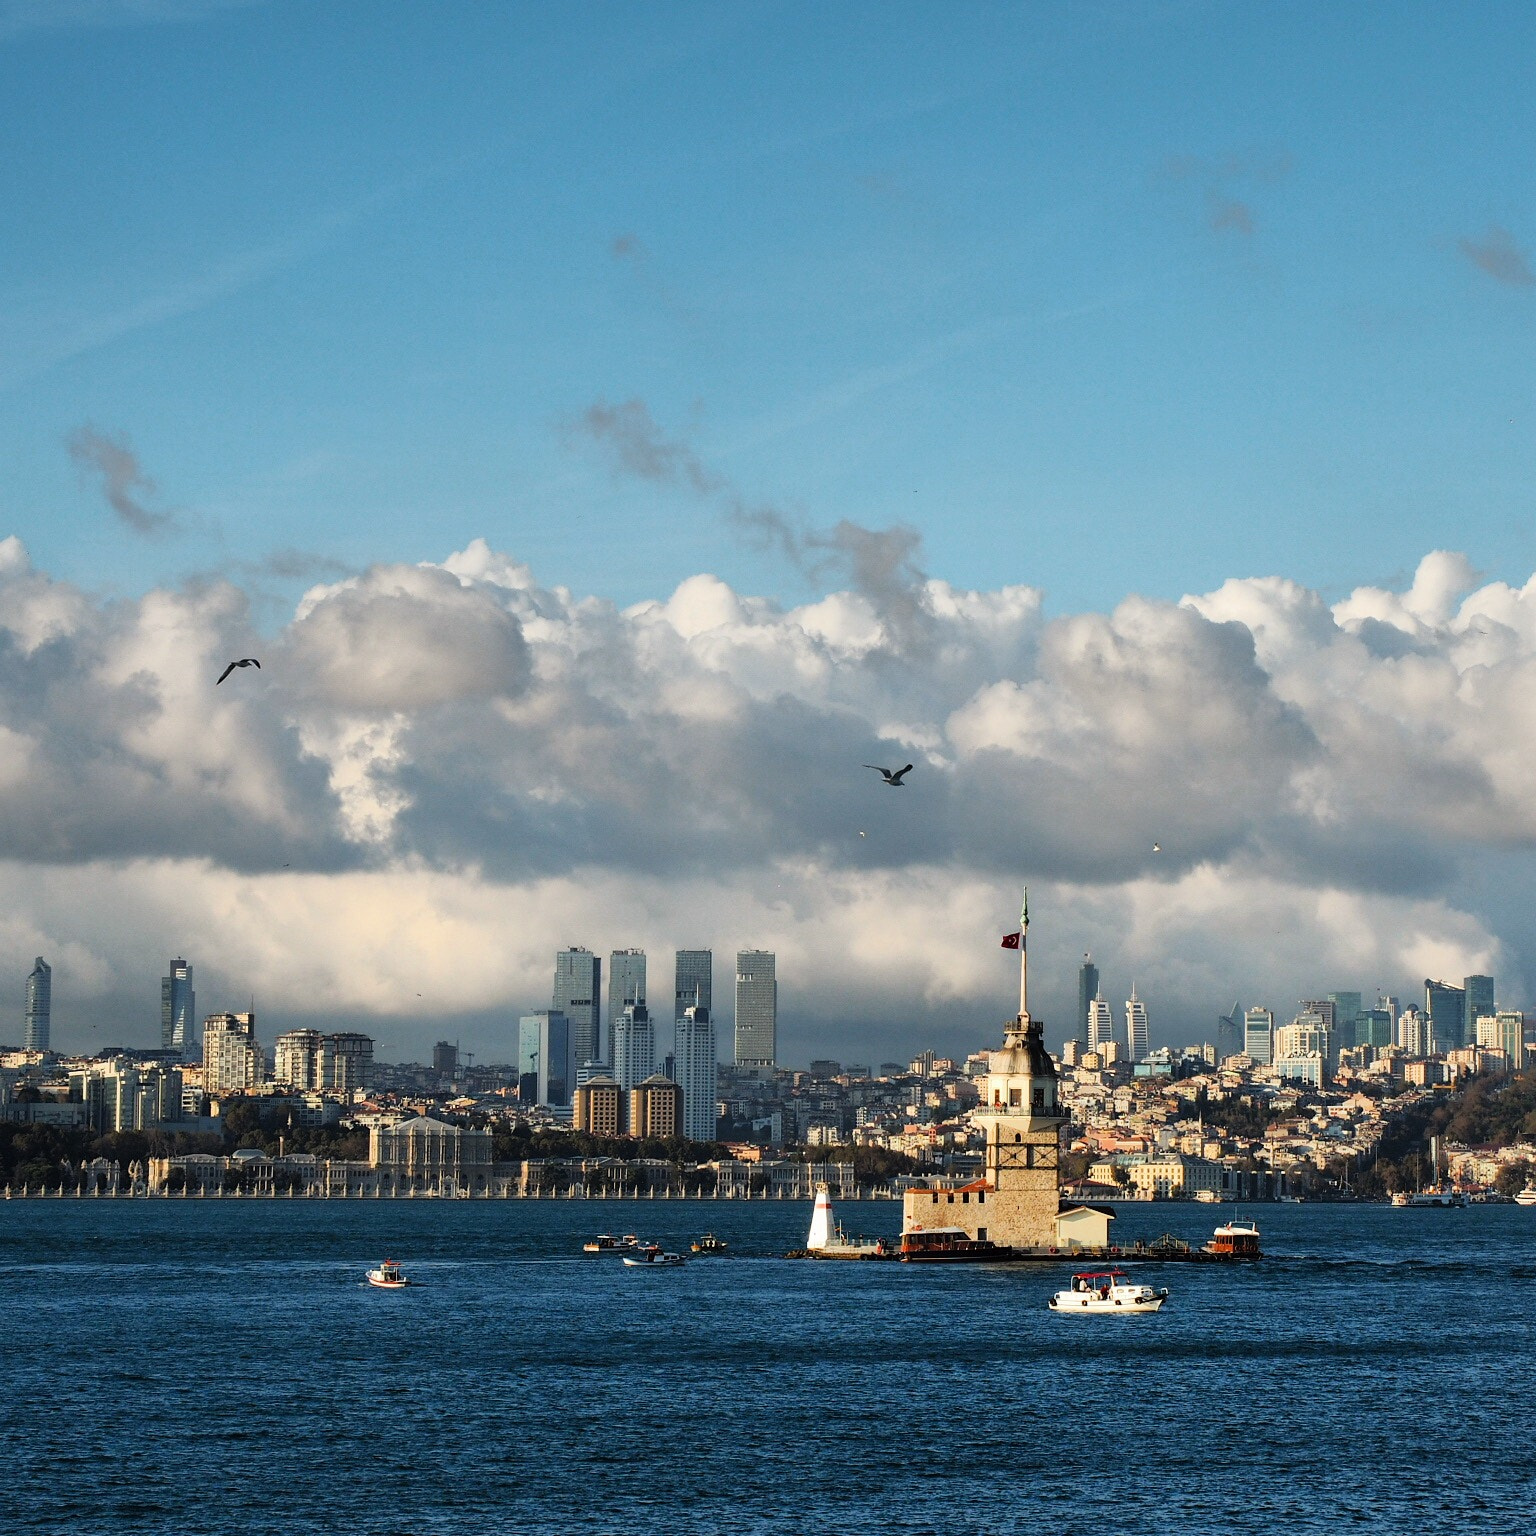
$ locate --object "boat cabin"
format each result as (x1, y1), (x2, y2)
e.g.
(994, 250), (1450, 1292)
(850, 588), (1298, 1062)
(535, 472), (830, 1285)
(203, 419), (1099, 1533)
(1205, 1219), (1261, 1257)
(897, 1227), (1005, 1262)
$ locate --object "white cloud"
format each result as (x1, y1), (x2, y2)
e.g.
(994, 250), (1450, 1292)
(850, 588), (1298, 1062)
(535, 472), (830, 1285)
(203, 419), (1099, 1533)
(0, 535), (1531, 1059)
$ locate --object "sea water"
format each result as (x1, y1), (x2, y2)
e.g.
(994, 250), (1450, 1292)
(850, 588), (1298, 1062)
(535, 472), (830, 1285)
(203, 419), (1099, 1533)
(0, 1198), (1530, 1535)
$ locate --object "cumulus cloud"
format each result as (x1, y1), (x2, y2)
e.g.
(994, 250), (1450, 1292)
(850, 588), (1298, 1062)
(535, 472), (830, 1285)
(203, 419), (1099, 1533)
(1, 534), (1533, 1059)
(67, 425), (178, 535)
(1458, 225), (1535, 288)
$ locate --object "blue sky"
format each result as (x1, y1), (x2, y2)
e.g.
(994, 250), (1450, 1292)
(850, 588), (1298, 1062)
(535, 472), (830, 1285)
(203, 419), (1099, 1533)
(3, 0), (1534, 621)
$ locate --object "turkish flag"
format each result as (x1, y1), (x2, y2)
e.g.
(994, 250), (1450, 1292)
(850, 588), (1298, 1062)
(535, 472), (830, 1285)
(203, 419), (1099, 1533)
(1000, 933), (1021, 949)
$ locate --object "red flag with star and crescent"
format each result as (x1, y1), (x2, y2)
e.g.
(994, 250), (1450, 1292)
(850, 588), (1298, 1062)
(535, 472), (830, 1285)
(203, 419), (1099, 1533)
(1000, 932), (1021, 949)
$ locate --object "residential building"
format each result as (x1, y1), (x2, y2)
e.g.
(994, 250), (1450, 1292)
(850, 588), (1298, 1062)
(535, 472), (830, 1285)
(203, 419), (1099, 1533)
(612, 1001), (655, 1092)
(607, 949), (646, 1065)
(554, 948), (602, 1068)
(573, 1073), (623, 1136)
(319, 1032), (373, 1095)
(203, 1013), (263, 1093)
(1475, 1010), (1525, 1070)
(674, 1002), (718, 1142)
(432, 1041), (458, 1077)
(1397, 1007), (1430, 1056)
(1274, 1052), (1325, 1088)
(1087, 995), (1114, 1052)
(1075, 954), (1098, 1047)
(1424, 979), (1467, 1053)
(734, 950), (777, 1068)
(273, 1029), (323, 1089)
(1126, 986), (1149, 1062)
(161, 958), (195, 1057)
(629, 1074), (683, 1139)
(1276, 1016), (1330, 1061)
(24, 957), (50, 1053)
(1244, 1007), (1274, 1065)
(518, 1010), (572, 1107)
(71, 1061), (184, 1133)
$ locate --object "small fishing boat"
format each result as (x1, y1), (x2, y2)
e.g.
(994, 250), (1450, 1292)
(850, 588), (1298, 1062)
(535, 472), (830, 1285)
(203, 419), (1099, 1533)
(622, 1245), (686, 1268)
(690, 1233), (728, 1254)
(1049, 1270), (1168, 1313)
(583, 1233), (641, 1253)
(366, 1259), (411, 1289)
(1203, 1219), (1262, 1258)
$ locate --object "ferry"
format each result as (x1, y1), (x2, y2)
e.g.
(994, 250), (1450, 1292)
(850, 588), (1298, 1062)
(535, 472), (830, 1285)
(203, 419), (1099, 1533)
(896, 1226), (1008, 1263)
(1049, 1271), (1169, 1313)
(583, 1234), (641, 1254)
(365, 1259), (412, 1289)
(1203, 1219), (1262, 1258)
(690, 1234), (728, 1254)
(622, 1245), (686, 1268)
(1391, 1189), (1466, 1208)
(1515, 1186), (1536, 1208)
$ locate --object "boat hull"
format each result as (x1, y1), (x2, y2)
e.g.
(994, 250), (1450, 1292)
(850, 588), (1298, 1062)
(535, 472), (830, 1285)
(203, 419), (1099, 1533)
(1049, 1294), (1166, 1313)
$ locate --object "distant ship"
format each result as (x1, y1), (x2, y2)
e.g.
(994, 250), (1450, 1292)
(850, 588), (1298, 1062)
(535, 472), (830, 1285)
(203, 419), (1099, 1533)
(1392, 1137), (1466, 1207)
(366, 1259), (412, 1289)
(1515, 1186), (1536, 1207)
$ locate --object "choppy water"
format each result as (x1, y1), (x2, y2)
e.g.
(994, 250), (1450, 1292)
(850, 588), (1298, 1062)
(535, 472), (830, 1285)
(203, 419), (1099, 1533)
(1, 1197), (1531, 1535)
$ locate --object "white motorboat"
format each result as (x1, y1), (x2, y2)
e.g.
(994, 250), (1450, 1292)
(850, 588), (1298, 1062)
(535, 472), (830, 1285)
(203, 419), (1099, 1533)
(622, 1245), (685, 1268)
(1515, 1186), (1536, 1207)
(583, 1233), (641, 1254)
(366, 1259), (412, 1289)
(1049, 1270), (1168, 1313)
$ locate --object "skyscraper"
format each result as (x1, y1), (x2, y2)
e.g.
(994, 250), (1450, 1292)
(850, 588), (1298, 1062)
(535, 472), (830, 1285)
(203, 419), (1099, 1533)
(1244, 1008), (1274, 1065)
(607, 949), (646, 1065)
(1465, 974), (1496, 1031)
(1326, 993), (1362, 1056)
(674, 1002), (718, 1142)
(24, 957), (50, 1053)
(161, 958), (195, 1058)
(1424, 980), (1467, 1052)
(734, 950), (777, 1068)
(674, 949), (713, 1024)
(612, 1002), (655, 1092)
(203, 1013), (263, 1092)
(1075, 954), (1098, 1047)
(554, 948), (602, 1068)
(1126, 986), (1149, 1062)
(273, 1029), (323, 1088)
(518, 1010), (572, 1106)
(1087, 994), (1114, 1051)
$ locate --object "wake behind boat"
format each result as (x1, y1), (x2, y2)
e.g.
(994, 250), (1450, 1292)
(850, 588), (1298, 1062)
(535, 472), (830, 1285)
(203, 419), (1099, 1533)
(1049, 1271), (1168, 1314)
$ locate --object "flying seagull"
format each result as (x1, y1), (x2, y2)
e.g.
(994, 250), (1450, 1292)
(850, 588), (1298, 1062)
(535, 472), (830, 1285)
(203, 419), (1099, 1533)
(216, 658), (261, 685)
(1152, 842), (1162, 853)
(864, 763), (914, 786)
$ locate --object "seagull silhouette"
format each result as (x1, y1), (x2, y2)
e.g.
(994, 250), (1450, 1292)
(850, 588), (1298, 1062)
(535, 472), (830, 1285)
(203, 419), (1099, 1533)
(216, 658), (261, 685)
(864, 763), (914, 786)
(1152, 843), (1162, 853)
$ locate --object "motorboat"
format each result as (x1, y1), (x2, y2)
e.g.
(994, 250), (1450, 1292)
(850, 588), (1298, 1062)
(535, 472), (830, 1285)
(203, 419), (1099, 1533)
(1515, 1186), (1536, 1208)
(366, 1259), (411, 1289)
(1203, 1219), (1262, 1258)
(582, 1233), (641, 1254)
(1049, 1271), (1168, 1313)
(622, 1245), (685, 1268)
(690, 1233), (728, 1254)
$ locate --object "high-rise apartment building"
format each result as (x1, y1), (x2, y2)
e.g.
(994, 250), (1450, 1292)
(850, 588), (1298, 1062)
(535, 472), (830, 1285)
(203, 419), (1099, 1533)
(1474, 1010), (1524, 1070)
(432, 1041), (458, 1077)
(319, 1032), (373, 1095)
(1397, 1007), (1430, 1056)
(1424, 979), (1466, 1052)
(203, 1013), (263, 1093)
(607, 949), (646, 1066)
(554, 948), (602, 1068)
(629, 1075), (683, 1139)
(612, 1002), (655, 1092)
(1275, 1018), (1330, 1060)
(518, 1010), (571, 1106)
(674, 1002), (718, 1142)
(573, 1074), (622, 1136)
(1244, 1008), (1274, 1065)
(674, 949), (713, 1022)
(24, 956), (50, 1053)
(273, 1029), (323, 1089)
(1075, 954), (1098, 1047)
(734, 950), (777, 1068)
(161, 958), (195, 1057)
(1126, 987), (1149, 1062)
(1086, 994), (1114, 1052)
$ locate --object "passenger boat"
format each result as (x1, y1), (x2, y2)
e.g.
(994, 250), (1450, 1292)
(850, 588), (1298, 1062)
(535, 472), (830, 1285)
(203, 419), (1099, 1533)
(1049, 1271), (1168, 1313)
(1203, 1219), (1262, 1258)
(622, 1245), (686, 1268)
(896, 1226), (1008, 1263)
(1515, 1186), (1536, 1207)
(365, 1259), (411, 1289)
(690, 1233), (728, 1254)
(582, 1233), (641, 1253)
(1391, 1189), (1466, 1208)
